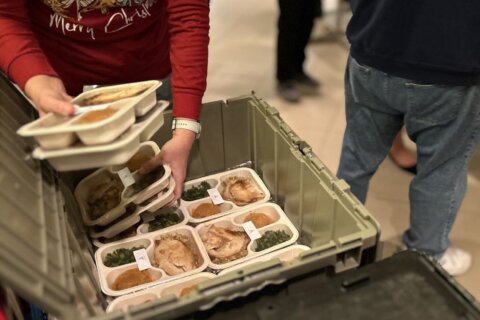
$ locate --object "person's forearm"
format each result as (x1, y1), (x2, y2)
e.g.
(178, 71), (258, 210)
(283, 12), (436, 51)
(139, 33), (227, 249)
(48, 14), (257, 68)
(167, 0), (210, 120)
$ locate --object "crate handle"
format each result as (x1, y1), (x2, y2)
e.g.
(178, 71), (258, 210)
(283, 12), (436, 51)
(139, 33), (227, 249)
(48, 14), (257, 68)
(200, 260), (283, 294)
(341, 274), (370, 290)
(300, 242), (337, 260)
(127, 295), (178, 316)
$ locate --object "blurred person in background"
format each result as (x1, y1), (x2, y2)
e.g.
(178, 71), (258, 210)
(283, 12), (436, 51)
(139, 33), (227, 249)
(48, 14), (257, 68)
(0, 0), (209, 199)
(337, 0), (480, 276)
(276, 0), (321, 103)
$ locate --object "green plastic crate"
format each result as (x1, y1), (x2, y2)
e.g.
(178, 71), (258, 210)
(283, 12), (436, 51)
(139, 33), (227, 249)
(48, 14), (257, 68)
(0, 74), (379, 319)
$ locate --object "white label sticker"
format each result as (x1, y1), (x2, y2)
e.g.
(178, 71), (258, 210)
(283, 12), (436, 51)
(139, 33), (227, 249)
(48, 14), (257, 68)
(207, 188), (224, 205)
(141, 212), (155, 223)
(118, 167), (135, 188)
(242, 221), (262, 241)
(133, 248), (152, 271)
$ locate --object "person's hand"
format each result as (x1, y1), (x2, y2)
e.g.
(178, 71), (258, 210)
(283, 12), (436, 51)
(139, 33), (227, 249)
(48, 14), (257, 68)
(139, 128), (196, 200)
(24, 75), (75, 117)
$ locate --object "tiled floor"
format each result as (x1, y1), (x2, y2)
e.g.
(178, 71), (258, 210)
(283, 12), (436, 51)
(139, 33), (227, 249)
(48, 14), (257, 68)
(205, 0), (480, 299)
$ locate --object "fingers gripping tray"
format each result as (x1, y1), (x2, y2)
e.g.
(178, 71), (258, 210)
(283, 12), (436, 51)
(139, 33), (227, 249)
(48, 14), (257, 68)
(94, 226), (209, 296)
(181, 167), (271, 224)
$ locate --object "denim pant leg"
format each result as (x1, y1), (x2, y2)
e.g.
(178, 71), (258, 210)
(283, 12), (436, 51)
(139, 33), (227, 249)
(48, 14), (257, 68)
(403, 83), (480, 257)
(337, 56), (404, 203)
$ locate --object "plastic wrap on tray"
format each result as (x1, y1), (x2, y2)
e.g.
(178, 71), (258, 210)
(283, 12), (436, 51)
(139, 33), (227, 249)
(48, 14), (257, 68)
(195, 203), (299, 270)
(94, 226), (209, 296)
(74, 141), (171, 226)
(180, 168), (271, 224)
(106, 272), (216, 312)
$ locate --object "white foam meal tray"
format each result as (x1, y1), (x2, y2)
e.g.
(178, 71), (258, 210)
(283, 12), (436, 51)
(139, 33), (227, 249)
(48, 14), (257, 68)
(94, 225), (209, 297)
(180, 167), (271, 224)
(106, 272), (216, 312)
(92, 206), (188, 248)
(31, 100), (168, 171)
(17, 80), (161, 150)
(195, 202), (300, 270)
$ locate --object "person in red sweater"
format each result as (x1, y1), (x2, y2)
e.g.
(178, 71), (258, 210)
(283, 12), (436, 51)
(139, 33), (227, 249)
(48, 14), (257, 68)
(0, 0), (209, 199)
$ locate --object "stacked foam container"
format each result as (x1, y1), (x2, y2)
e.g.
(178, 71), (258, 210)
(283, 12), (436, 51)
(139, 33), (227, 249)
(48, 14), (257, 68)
(17, 80), (167, 171)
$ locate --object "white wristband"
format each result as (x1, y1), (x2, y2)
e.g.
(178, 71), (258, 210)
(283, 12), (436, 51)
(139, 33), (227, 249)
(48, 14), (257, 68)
(171, 118), (201, 139)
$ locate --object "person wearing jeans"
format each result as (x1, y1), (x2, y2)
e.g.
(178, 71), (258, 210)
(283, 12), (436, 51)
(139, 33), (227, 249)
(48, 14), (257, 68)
(338, 0), (480, 276)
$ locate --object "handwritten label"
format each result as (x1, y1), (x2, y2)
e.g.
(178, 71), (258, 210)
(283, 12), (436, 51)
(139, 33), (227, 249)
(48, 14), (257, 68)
(242, 221), (262, 241)
(133, 248), (152, 271)
(207, 188), (224, 205)
(118, 167), (135, 188)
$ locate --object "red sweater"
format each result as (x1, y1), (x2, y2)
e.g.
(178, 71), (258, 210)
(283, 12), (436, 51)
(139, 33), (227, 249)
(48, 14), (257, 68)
(0, 0), (209, 120)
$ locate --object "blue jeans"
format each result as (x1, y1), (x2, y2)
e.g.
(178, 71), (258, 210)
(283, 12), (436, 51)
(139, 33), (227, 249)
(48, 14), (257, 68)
(338, 55), (480, 257)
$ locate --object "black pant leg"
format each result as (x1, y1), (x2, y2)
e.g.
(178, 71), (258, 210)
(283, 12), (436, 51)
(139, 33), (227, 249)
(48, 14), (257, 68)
(294, 0), (317, 75)
(276, 0), (303, 82)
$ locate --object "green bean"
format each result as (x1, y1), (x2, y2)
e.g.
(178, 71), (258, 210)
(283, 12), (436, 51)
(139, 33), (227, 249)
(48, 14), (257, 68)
(104, 246), (145, 267)
(182, 181), (212, 201)
(255, 230), (291, 252)
(148, 212), (181, 232)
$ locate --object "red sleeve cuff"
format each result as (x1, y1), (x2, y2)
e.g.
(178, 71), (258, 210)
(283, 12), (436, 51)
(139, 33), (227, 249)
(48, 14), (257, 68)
(171, 92), (202, 120)
(8, 53), (58, 90)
